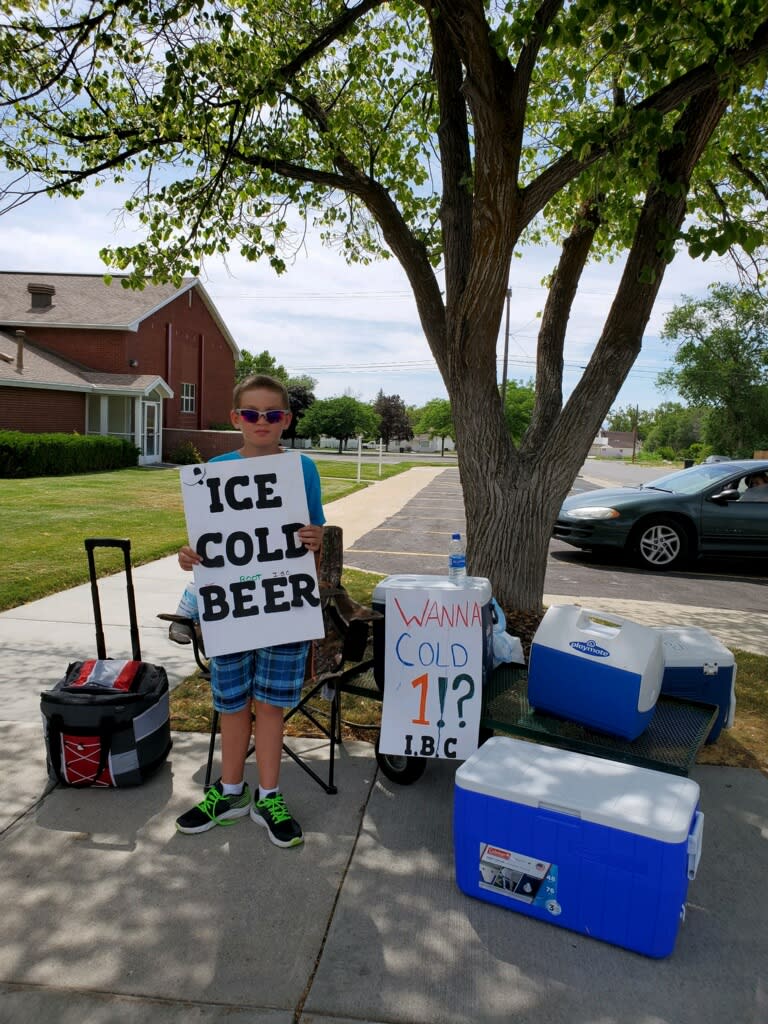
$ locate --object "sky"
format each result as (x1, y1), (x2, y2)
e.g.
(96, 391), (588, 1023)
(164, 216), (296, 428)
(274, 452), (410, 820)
(0, 182), (744, 415)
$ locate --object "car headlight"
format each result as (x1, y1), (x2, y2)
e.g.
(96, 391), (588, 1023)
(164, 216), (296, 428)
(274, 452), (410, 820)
(564, 506), (621, 520)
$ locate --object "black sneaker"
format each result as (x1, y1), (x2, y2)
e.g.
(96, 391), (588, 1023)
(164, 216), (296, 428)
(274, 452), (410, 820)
(175, 780), (251, 834)
(250, 792), (304, 848)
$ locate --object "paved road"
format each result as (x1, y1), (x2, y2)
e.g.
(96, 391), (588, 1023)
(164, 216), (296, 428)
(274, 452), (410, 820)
(345, 464), (768, 617)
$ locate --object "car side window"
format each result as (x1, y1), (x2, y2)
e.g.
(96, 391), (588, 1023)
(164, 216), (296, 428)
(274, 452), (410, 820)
(739, 474), (768, 503)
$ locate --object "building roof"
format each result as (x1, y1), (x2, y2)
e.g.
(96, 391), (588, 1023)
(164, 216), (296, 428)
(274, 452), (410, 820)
(0, 330), (173, 398)
(605, 430), (638, 448)
(0, 271), (238, 357)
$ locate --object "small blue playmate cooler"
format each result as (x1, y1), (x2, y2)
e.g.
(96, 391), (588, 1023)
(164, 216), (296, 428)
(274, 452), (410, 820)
(454, 736), (703, 958)
(528, 605), (664, 740)
(656, 626), (736, 743)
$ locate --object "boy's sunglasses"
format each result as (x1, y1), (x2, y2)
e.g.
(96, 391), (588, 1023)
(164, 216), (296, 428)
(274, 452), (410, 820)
(235, 408), (289, 424)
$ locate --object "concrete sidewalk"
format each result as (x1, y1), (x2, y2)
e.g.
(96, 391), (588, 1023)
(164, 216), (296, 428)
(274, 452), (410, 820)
(1, 740), (766, 1024)
(1, 466), (766, 1023)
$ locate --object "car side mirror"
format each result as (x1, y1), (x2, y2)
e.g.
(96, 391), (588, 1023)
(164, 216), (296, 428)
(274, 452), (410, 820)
(710, 488), (741, 503)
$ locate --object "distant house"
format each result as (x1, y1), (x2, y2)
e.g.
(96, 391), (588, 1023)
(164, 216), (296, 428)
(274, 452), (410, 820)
(589, 429), (641, 459)
(0, 272), (239, 464)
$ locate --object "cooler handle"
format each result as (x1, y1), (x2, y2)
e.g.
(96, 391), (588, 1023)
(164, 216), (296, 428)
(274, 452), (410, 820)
(687, 811), (705, 880)
(574, 606), (629, 637)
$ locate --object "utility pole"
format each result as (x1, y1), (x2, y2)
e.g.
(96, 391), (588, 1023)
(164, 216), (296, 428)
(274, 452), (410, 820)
(501, 288), (512, 404)
(631, 405), (639, 463)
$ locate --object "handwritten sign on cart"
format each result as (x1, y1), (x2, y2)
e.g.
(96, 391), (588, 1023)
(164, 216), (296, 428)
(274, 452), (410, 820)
(378, 585), (482, 760)
(180, 454), (325, 658)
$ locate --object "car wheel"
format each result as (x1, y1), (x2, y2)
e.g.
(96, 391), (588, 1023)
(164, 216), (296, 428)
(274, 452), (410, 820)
(633, 517), (690, 571)
(374, 732), (427, 785)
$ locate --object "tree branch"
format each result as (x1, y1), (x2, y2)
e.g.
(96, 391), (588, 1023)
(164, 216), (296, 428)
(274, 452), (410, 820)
(0, 0), (137, 106)
(520, 17), (768, 228)
(525, 200), (601, 449)
(276, 0), (385, 83)
(234, 144), (447, 369)
(550, 84), (730, 463)
(426, 1), (472, 314)
(728, 152), (768, 200)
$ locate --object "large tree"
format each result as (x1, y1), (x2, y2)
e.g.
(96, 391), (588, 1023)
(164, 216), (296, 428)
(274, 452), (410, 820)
(642, 402), (707, 458)
(502, 380), (536, 444)
(1, 1), (767, 613)
(373, 390), (414, 446)
(298, 395), (379, 453)
(659, 283), (768, 456)
(414, 397), (455, 455)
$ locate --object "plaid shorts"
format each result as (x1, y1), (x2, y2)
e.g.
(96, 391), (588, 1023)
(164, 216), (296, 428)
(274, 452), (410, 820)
(210, 641), (310, 713)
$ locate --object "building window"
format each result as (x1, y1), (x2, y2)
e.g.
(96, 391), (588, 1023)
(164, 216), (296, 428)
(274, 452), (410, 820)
(181, 383), (196, 413)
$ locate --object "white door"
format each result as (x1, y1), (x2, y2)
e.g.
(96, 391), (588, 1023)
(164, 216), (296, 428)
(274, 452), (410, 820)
(142, 401), (161, 462)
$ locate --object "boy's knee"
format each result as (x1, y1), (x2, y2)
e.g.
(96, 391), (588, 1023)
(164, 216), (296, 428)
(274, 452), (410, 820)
(254, 699), (284, 719)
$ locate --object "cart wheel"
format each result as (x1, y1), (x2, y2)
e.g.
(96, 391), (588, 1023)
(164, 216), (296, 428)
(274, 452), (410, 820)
(374, 733), (427, 785)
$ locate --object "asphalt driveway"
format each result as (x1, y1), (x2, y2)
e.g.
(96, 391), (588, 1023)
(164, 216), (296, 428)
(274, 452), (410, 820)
(345, 466), (768, 618)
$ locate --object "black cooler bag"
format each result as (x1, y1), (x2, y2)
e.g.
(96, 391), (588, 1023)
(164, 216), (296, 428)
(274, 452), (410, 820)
(40, 538), (172, 787)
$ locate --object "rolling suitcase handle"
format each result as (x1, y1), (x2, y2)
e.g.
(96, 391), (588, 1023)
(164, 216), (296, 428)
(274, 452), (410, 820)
(84, 538), (142, 662)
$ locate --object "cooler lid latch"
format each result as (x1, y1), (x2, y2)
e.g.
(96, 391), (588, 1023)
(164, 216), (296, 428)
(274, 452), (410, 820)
(687, 811), (705, 880)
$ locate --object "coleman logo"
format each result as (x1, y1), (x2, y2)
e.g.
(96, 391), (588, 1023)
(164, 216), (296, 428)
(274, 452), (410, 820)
(569, 639), (610, 658)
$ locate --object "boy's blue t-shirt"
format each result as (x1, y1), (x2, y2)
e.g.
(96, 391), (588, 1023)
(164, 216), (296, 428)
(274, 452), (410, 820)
(209, 450), (325, 526)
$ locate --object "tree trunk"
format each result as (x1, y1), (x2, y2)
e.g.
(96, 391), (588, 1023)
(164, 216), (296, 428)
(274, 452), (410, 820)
(450, 367), (563, 612)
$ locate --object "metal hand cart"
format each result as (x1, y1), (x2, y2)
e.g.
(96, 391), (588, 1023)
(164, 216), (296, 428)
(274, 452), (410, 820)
(333, 659), (718, 787)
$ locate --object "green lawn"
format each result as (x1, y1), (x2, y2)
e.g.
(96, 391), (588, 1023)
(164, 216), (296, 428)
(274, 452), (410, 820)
(0, 460), (429, 611)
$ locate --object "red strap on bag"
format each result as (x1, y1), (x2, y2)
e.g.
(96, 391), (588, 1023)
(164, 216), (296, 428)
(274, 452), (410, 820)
(70, 660), (142, 691)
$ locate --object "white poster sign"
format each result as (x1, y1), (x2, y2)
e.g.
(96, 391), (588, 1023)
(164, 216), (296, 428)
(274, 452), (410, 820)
(179, 453), (325, 658)
(378, 586), (483, 760)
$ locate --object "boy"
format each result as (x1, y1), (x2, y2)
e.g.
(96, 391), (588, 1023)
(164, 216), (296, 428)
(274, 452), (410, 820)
(175, 374), (324, 847)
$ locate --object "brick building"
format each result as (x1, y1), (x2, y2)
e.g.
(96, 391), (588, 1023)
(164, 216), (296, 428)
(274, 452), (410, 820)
(0, 272), (239, 464)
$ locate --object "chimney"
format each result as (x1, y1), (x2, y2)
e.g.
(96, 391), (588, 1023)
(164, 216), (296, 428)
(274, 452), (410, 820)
(15, 329), (25, 372)
(27, 282), (56, 310)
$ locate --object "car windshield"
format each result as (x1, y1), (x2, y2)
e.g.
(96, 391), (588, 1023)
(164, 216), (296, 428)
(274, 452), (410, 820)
(641, 464), (740, 495)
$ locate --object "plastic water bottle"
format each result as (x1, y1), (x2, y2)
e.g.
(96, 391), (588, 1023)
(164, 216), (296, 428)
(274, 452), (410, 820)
(448, 532), (467, 582)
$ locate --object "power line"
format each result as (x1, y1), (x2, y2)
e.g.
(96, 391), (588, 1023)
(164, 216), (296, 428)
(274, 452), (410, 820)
(285, 356), (667, 378)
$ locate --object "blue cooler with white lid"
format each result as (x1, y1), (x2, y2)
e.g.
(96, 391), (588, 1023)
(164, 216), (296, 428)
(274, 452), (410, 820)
(454, 736), (704, 958)
(656, 625), (736, 743)
(528, 604), (664, 740)
(372, 574), (494, 691)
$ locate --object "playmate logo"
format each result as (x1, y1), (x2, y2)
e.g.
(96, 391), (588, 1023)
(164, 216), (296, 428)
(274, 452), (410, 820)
(569, 639), (610, 658)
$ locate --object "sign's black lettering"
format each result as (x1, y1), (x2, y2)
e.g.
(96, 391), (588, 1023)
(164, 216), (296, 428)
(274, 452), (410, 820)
(199, 584), (229, 620)
(290, 573), (320, 608)
(253, 526), (283, 562)
(262, 576), (290, 613)
(224, 475), (253, 512)
(197, 532), (225, 568)
(230, 580), (260, 618)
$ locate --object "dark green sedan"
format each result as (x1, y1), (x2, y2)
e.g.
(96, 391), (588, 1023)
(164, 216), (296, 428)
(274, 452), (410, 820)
(553, 459), (768, 570)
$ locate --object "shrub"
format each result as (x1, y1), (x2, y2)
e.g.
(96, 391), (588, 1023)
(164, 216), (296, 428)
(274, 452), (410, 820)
(167, 440), (203, 465)
(0, 431), (139, 478)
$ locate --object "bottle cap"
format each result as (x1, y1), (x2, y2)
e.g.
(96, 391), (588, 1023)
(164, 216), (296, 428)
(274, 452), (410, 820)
(451, 532), (461, 539)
